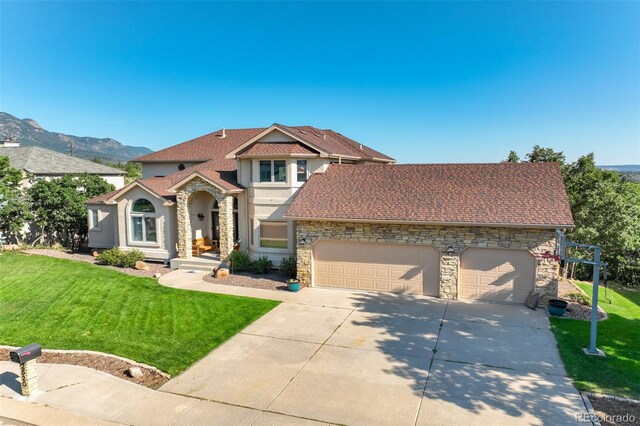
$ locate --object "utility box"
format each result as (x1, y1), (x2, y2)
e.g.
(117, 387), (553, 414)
(10, 343), (42, 365)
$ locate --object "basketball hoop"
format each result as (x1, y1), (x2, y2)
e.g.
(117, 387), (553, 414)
(533, 251), (560, 262)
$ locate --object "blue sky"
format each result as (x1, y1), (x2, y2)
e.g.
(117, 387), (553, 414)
(1, 1), (638, 164)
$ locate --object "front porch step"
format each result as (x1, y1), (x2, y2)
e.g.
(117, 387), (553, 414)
(170, 256), (220, 272)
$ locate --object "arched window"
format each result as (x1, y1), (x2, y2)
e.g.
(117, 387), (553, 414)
(130, 199), (157, 243)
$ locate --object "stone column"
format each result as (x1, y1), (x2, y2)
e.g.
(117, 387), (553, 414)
(20, 359), (38, 397)
(440, 255), (459, 299)
(176, 191), (192, 259)
(218, 195), (235, 259)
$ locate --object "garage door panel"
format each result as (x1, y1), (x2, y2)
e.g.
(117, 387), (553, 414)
(461, 248), (535, 303)
(313, 241), (440, 296)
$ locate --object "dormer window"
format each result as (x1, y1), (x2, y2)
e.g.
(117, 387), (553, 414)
(259, 160), (287, 183)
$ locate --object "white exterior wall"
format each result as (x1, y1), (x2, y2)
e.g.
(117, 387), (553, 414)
(111, 187), (177, 261)
(141, 162), (202, 179)
(102, 175), (125, 189)
(87, 204), (117, 248)
(241, 156), (331, 266)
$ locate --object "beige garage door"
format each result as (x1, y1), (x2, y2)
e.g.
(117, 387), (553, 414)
(460, 248), (535, 303)
(313, 241), (440, 295)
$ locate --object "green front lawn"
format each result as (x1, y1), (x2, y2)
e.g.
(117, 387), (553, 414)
(550, 281), (640, 398)
(0, 252), (279, 375)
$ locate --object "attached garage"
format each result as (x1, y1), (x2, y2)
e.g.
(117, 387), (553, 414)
(313, 241), (440, 296)
(460, 248), (536, 303)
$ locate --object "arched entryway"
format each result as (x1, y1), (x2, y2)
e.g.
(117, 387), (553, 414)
(211, 197), (238, 243)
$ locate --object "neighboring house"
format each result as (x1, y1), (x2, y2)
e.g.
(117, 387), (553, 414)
(0, 139), (126, 189)
(86, 124), (573, 303)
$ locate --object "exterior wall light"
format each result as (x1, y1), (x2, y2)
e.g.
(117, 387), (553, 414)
(197, 213), (205, 221)
(445, 245), (455, 255)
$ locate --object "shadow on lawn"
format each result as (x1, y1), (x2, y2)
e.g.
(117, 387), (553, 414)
(353, 291), (585, 423)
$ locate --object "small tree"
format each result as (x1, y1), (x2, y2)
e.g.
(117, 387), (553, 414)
(503, 150), (520, 163)
(29, 173), (114, 250)
(525, 145), (566, 164)
(0, 156), (31, 243)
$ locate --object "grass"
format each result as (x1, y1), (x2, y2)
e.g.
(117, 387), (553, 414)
(0, 252), (279, 375)
(550, 280), (640, 398)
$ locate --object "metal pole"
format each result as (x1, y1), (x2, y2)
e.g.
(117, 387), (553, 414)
(588, 247), (601, 354)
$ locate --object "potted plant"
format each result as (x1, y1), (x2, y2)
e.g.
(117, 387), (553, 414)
(548, 299), (569, 316)
(287, 278), (301, 292)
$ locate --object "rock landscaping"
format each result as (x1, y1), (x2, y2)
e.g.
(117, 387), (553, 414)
(203, 270), (289, 292)
(555, 279), (607, 321)
(23, 249), (170, 278)
(0, 347), (168, 389)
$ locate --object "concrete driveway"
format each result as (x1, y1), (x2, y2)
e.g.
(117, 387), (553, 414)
(160, 288), (587, 425)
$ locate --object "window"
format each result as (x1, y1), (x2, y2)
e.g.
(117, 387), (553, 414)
(259, 160), (287, 183)
(260, 221), (288, 249)
(248, 160), (253, 183)
(250, 219), (254, 245)
(130, 199), (157, 243)
(259, 160), (271, 182)
(274, 160), (286, 182)
(90, 209), (100, 230)
(296, 160), (308, 182)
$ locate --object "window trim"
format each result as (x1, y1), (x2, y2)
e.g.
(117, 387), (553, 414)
(259, 221), (288, 250)
(89, 209), (101, 231)
(296, 159), (308, 182)
(129, 199), (158, 244)
(258, 160), (287, 183)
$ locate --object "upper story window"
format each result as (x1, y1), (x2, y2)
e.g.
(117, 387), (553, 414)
(296, 160), (308, 182)
(259, 160), (287, 183)
(130, 198), (157, 243)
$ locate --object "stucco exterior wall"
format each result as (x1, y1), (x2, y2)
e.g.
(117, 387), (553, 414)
(295, 221), (558, 300)
(87, 204), (117, 248)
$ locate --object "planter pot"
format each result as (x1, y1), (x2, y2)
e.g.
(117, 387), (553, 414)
(548, 299), (569, 317)
(287, 281), (300, 292)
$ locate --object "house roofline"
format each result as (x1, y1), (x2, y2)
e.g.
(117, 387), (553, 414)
(283, 215), (575, 230)
(225, 124), (331, 159)
(167, 171), (244, 194)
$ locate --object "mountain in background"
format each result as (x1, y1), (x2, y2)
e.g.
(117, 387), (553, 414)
(0, 112), (152, 162)
(598, 165), (640, 183)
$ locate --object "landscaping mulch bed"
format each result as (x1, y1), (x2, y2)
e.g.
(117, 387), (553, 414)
(554, 279), (608, 321)
(0, 348), (168, 390)
(22, 249), (171, 278)
(203, 270), (290, 292)
(589, 397), (640, 426)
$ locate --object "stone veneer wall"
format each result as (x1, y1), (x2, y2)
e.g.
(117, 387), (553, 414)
(176, 178), (236, 259)
(296, 221), (558, 300)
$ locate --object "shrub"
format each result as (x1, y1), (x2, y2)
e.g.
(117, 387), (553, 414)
(251, 256), (273, 274)
(96, 247), (123, 266)
(279, 256), (297, 278)
(229, 250), (251, 272)
(121, 249), (145, 268)
(96, 247), (144, 268)
(564, 292), (591, 307)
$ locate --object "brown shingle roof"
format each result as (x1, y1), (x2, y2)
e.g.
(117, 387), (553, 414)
(237, 142), (318, 157)
(286, 163), (574, 228)
(135, 125), (394, 163)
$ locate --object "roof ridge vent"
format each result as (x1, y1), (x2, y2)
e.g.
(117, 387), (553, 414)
(299, 129), (307, 134)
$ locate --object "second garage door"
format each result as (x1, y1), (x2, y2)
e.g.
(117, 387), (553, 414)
(460, 248), (536, 303)
(313, 241), (440, 295)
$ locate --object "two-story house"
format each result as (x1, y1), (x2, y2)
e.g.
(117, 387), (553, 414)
(87, 124), (573, 303)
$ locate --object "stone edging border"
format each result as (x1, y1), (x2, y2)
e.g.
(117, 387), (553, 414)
(580, 391), (601, 426)
(583, 391), (640, 406)
(0, 345), (170, 379)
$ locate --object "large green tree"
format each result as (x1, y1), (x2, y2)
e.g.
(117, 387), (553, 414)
(504, 148), (640, 285)
(0, 156), (31, 243)
(29, 173), (114, 250)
